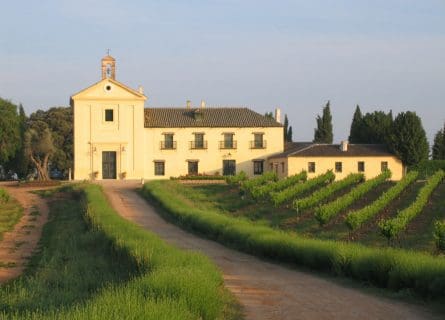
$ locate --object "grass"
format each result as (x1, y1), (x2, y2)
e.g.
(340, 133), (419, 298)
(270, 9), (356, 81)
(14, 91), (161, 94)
(0, 184), (240, 319)
(142, 180), (445, 299)
(0, 188), (23, 240)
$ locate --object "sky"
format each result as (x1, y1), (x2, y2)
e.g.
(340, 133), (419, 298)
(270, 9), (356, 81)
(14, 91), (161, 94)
(1, 0), (444, 145)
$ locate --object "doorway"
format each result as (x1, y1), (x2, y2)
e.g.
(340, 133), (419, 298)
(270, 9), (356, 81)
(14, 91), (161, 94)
(102, 151), (117, 179)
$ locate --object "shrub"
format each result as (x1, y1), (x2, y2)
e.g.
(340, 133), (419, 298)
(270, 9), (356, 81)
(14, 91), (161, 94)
(250, 171), (307, 199)
(293, 173), (364, 213)
(345, 171), (418, 231)
(410, 160), (445, 179)
(270, 171), (335, 207)
(315, 170), (391, 225)
(241, 171), (277, 192)
(379, 170), (445, 241)
(143, 180), (445, 298)
(225, 171), (248, 185)
(0, 188), (10, 204)
(434, 220), (445, 251)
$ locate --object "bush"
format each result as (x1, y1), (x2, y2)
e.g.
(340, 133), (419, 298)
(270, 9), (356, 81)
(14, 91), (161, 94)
(172, 174), (225, 180)
(315, 170), (391, 225)
(143, 180), (445, 299)
(250, 171), (307, 199)
(410, 160), (445, 179)
(293, 173), (364, 213)
(434, 220), (445, 251)
(270, 171), (335, 207)
(345, 171), (418, 231)
(241, 171), (277, 192)
(0, 188), (9, 203)
(379, 170), (445, 241)
(225, 171), (248, 185)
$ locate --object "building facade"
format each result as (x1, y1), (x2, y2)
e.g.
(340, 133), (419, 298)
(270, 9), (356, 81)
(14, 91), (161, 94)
(269, 142), (404, 181)
(71, 56), (284, 180)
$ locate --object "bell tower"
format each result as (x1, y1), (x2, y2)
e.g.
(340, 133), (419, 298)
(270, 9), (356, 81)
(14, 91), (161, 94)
(101, 52), (116, 80)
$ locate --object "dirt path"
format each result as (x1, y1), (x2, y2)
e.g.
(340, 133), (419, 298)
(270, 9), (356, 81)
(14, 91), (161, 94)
(0, 182), (49, 284)
(101, 181), (440, 320)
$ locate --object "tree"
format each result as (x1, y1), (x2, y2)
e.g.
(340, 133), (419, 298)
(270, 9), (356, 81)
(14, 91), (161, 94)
(287, 126), (293, 142)
(264, 112), (273, 119)
(0, 98), (21, 165)
(24, 120), (55, 181)
(348, 105), (363, 143)
(283, 114), (293, 142)
(432, 123), (445, 160)
(388, 111), (429, 166)
(28, 107), (73, 176)
(313, 101), (333, 143)
(6, 104), (29, 178)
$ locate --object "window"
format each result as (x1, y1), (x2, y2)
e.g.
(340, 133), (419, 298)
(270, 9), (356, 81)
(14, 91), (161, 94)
(251, 133), (265, 148)
(253, 160), (264, 175)
(281, 162), (285, 173)
(335, 162), (342, 173)
(154, 161), (165, 176)
(188, 161), (198, 175)
(381, 161), (388, 172)
(105, 109), (114, 122)
(358, 161), (365, 172)
(308, 162), (316, 173)
(221, 133), (235, 149)
(162, 133), (175, 149)
(191, 133), (207, 149)
(223, 160), (236, 176)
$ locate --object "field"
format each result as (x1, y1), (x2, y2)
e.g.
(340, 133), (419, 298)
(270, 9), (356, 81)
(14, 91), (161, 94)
(180, 171), (445, 253)
(0, 185), (239, 319)
(142, 171), (445, 299)
(0, 188), (23, 240)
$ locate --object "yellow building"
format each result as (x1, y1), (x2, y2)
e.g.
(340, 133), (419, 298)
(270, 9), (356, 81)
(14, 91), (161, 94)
(71, 55), (284, 180)
(268, 141), (404, 181)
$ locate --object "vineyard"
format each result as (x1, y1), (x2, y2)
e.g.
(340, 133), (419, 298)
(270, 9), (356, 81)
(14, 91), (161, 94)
(179, 169), (445, 253)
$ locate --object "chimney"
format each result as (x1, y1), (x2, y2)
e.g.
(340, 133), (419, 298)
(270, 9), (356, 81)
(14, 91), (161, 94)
(200, 100), (206, 109)
(186, 100), (191, 109)
(340, 140), (349, 152)
(138, 85), (144, 94)
(274, 107), (281, 124)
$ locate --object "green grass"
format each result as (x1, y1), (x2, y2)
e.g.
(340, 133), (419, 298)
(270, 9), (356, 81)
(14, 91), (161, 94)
(143, 180), (445, 299)
(0, 184), (239, 319)
(0, 188), (23, 240)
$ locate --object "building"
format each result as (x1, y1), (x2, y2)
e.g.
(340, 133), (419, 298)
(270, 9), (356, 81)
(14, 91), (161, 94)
(71, 55), (284, 180)
(268, 141), (404, 181)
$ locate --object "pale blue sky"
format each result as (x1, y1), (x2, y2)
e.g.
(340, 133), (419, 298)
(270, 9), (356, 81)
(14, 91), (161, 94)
(1, 0), (444, 144)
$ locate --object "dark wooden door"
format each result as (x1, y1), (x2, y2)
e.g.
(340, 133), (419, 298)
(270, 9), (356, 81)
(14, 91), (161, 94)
(223, 160), (236, 176)
(102, 151), (116, 179)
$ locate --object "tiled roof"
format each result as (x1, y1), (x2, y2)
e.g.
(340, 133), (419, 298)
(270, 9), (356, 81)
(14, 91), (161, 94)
(269, 143), (396, 159)
(144, 107), (282, 128)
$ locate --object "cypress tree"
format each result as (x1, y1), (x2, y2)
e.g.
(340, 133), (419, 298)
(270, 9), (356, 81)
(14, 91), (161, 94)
(432, 123), (445, 160)
(313, 101), (333, 143)
(349, 105), (363, 143)
(388, 111), (429, 166)
(287, 126), (293, 142)
(283, 114), (289, 142)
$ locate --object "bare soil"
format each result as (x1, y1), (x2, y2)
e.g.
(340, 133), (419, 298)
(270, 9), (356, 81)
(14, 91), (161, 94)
(100, 180), (441, 320)
(0, 182), (50, 284)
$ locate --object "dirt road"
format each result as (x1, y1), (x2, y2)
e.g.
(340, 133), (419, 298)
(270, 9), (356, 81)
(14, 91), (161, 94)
(101, 181), (440, 320)
(0, 182), (49, 284)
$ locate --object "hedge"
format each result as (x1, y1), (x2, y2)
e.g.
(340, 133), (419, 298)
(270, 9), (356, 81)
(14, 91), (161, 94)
(314, 170), (391, 225)
(250, 171), (307, 199)
(270, 171), (335, 207)
(379, 170), (445, 240)
(345, 171), (418, 231)
(293, 173), (363, 213)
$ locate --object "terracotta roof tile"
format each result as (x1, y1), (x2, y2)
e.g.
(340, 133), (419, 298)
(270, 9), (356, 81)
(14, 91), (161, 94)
(270, 143), (396, 158)
(144, 108), (282, 128)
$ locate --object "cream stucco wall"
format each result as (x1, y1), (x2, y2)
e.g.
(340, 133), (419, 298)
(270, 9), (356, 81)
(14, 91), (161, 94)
(72, 78), (146, 180)
(72, 78), (284, 180)
(144, 127), (283, 179)
(268, 156), (404, 181)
